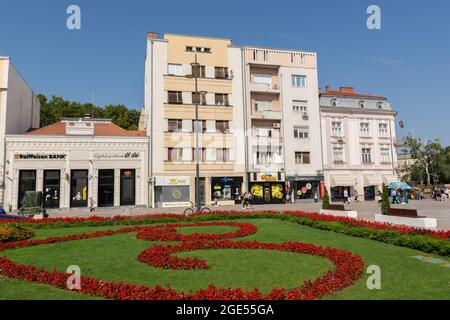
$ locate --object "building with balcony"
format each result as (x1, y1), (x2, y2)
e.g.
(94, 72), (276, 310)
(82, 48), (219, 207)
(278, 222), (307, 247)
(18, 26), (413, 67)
(144, 33), (246, 207)
(0, 57), (40, 209)
(242, 47), (324, 203)
(320, 86), (398, 201)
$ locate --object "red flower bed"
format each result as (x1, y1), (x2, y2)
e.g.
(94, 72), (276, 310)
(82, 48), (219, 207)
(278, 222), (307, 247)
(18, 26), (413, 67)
(0, 221), (364, 300)
(1, 210), (448, 240)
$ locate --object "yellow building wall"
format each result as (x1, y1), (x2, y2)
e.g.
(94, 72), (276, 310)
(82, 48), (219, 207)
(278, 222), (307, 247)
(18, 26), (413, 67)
(164, 76), (232, 94)
(165, 104), (233, 121)
(164, 34), (231, 67)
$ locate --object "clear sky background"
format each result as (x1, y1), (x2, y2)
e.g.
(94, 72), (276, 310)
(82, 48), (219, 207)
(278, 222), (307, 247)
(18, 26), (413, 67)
(1, 0), (449, 144)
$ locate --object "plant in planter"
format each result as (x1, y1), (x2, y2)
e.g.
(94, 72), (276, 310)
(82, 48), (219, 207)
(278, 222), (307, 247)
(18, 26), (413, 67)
(381, 183), (390, 215)
(322, 186), (330, 210)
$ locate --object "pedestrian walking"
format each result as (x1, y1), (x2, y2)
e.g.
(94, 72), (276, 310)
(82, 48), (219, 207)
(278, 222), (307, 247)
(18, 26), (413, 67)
(391, 189), (397, 204)
(343, 188), (349, 204)
(89, 197), (96, 212)
(354, 190), (359, 202)
(241, 192), (248, 209)
(286, 191), (291, 204)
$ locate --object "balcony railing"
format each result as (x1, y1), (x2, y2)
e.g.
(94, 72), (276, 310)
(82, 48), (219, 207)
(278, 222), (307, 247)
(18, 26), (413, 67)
(252, 110), (282, 120)
(249, 82), (280, 93)
(253, 162), (284, 171)
(251, 136), (283, 146)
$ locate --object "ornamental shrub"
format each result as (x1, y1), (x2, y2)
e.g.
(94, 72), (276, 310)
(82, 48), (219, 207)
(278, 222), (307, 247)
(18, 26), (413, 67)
(322, 187), (330, 209)
(381, 183), (390, 215)
(0, 224), (33, 243)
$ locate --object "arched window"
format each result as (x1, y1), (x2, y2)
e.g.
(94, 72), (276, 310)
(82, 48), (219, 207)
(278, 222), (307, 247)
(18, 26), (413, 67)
(377, 102), (383, 109)
(359, 100), (365, 108)
(331, 99), (337, 107)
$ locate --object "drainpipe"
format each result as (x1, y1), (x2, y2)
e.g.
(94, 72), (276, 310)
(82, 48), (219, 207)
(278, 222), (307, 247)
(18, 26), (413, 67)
(148, 40), (154, 208)
(240, 48), (250, 191)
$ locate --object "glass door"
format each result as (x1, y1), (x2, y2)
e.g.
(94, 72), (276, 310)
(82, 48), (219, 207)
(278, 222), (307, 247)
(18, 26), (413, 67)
(98, 169), (114, 207)
(18, 170), (36, 209)
(70, 170), (88, 208)
(43, 170), (60, 209)
(120, 169), (135, 206)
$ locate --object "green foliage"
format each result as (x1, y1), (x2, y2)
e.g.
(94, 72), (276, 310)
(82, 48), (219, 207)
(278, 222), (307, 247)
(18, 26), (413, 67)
(0, 224), (33, 243)
(405, 134), (450, 185)
(38, 94), (141, 130)
(322, 187), (330, 209)
(381, 183), (390, 215)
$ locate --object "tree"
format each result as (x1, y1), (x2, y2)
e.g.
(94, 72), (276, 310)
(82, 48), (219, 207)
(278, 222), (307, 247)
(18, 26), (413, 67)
(322, 186), (330, 210)
(38, 95), (140, 130)
(405, 134), (449, 185)
(381, 183), (390, 215)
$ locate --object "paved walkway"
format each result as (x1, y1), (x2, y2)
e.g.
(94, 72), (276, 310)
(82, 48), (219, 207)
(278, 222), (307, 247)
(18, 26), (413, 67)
(46, 199), (450, 231)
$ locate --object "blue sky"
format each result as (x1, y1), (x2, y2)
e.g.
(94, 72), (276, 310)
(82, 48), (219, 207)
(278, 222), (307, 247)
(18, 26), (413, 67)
(1, 0), (449, 144)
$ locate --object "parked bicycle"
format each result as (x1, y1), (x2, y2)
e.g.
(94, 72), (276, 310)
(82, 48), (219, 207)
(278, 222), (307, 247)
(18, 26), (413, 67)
(183, 202), (211, 216)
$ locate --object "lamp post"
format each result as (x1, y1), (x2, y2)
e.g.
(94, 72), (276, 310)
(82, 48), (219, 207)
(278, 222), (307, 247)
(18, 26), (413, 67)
(186, 54), (206, 212)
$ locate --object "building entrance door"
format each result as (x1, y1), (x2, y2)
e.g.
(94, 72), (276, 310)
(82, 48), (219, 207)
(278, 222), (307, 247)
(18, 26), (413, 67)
(120, 169), (136, 206)
(43, 170), (60, 209)
(98, 169), (114, 207)
(70, 170), (88, 208)
(18, 170), (36, 209)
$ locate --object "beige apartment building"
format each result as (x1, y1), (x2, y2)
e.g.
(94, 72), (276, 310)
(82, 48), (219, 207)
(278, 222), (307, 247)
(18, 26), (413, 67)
(320, 86), (398, 201)
(143, 34), (246, 207)
(0, 57), (40, 209)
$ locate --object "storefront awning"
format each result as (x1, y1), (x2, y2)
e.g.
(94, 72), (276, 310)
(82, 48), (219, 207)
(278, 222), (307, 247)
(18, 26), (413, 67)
(330, 175), (357, 187)
(364, 175), (381, 186)
(382, 174), (399, 185)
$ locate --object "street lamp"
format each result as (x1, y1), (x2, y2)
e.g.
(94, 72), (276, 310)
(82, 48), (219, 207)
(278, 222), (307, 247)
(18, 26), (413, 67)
(186, 54), (206, 212)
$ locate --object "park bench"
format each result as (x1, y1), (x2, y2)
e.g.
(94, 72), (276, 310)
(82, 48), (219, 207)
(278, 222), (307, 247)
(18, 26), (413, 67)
(387, 208), (425, 218)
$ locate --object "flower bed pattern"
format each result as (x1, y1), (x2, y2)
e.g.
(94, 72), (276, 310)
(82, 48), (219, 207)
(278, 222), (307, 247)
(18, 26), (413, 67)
(0, 221), (364, 300)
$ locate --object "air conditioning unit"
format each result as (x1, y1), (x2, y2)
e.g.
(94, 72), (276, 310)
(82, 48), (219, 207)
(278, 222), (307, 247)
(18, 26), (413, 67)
(273, 123), (281, 129)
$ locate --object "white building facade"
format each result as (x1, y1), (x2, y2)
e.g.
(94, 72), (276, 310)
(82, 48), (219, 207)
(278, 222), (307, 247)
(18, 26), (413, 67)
(0, 57), (40, 209)
(320, 87), (398, 201)
(3, 118), (148, 211)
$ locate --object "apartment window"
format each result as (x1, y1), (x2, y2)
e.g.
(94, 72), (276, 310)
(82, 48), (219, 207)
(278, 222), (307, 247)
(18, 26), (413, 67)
(215, 120), (230, 133)
(167, 119), (182, 132)
(168, 91), (183, 104)
(360, 122), (371, 137)
(377, 102), (383, 110)
(292, 75), (306, 88)
(253, 74), (272, 85)
(331, 122), (343, 136)
(331, 99), (337, 107)
(168, 148), (183, 161)
(192, 92), (207, 105)
(186, 46), (194, 52)
(167, 64), (182, 76)
(295, 152), (310, 164)
(192, 65), (206, 78)
(215, 93), (229, 106)
(362, 148), (372, 163)
(216, 148), (231, 162)
(294, 126), (309, 139)
(379, 123), (389, 137)
(192, 148), (207, 162)
(215, 67), (229, 79)
(333, 146), (344, 162)
(192, 120), (207, 133)
(293, 100), (308, 115)
(380, 147), (391, 163)
(255, 100), (272, 112)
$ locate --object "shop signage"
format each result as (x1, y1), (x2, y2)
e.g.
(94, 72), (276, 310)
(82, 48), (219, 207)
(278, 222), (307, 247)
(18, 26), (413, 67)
(155, 176), (190, 186)
(14, 153), (67, 160)
(93, 152), (140, 160)
(260, 173), (277, 182)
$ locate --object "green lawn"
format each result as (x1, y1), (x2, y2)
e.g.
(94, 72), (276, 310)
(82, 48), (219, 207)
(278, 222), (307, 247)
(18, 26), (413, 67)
(1, 219), (449, 300)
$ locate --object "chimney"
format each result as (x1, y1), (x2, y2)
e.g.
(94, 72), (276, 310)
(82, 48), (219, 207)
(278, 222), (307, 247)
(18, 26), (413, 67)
(147, 32), (159, 40)
(340, 87), (355, 93)
(325, 85), (331, 92)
